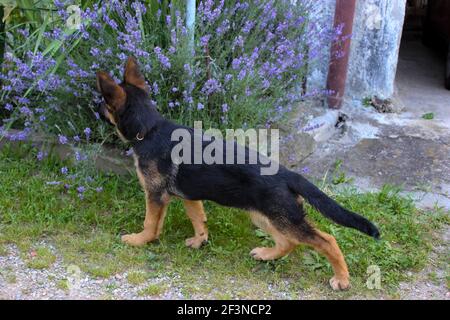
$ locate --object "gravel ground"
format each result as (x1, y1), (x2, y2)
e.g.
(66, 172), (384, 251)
(0, 243), (184, 300)
(0, 242), (296, 300)
(1, 233), (448, 300)
(397, 225), (450, 300)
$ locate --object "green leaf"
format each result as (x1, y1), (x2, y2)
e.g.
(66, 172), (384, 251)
(33, 12), (50, 55)
(422, 112), (434, 120)
(0, 0), (17, 23)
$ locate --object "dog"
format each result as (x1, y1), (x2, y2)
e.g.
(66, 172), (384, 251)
(96, 57), (380, 291)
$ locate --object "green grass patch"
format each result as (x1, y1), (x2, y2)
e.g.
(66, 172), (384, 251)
(56, 279), (70, 292)
(0, 143), (448, 298)
(0, 244), (8, 256)
(138, 283), (165, 297)
(127, 270), (148, 285)
(25, 247), (57, 270)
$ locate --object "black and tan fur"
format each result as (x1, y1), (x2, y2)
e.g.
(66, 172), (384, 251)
(96, 57), (380, 291)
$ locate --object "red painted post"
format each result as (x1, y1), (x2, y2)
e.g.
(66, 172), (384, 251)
(326, 0), (357, 109)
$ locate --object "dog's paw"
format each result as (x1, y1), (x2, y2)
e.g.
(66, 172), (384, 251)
(121, 233), (154, 247)
(185, 235), (208, 249)
(250, 247), (276, 261)
(329, 276), (350, 291)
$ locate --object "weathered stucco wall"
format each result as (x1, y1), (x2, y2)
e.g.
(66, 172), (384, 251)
(307, 0), (406, 101)
(346, 0), (406, 100)
(306, 0), (336, 93)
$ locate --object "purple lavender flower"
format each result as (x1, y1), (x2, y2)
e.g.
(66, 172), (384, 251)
(96, 187), (103, 193)
(77, 186), (85, 193)
(18, 97), (30, 105)
(61, 167), (68, 175)
(201, 78), (222, 95)
(90, 47), (100, 57)
(154, 47), (171, 69)
(197, 103), (204, 110)
(216, 19), (230, 35)
(168, 46), (176, 55)
(84, 127), (91, 139)
(242, 21), (255, 34)
(19, 107), (32, 116)
(224, 74), (233, 83)
(153, 82), (159, 94)
(58, 135), (68, 145)
(232, 58), (241, 70)
(199, 0), (224, 24)
(75, 151), (87, 162)
(184, 64), (192, 76)
(200, 35), (211, 47)
(233, 36), (244, 49)
(36, 151), (47, 161)
(238, 69), (247, 81)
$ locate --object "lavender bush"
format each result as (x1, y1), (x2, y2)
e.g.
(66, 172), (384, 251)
(0, 0), (338, 197)
(1, 0), (337, 144)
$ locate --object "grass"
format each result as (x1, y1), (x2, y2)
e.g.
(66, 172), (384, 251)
(0, 243), (7, 256)
(56, 279), (70, 291)
(127, 270), (148, 285)
(138, 283), (165, 297)
(25, 247), (56, 270)
(0, 143), (448, 298)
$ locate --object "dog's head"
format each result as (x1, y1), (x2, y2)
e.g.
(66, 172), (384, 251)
(96, 56), (157, 142)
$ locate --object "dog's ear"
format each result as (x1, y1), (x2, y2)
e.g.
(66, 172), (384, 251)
(124, 56), (149, 92)
(96, 71), (126, 111)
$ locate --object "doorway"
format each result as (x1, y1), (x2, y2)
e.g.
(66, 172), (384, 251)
(395, 0), (450, 119)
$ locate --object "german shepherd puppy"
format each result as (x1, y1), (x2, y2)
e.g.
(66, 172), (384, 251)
(96, 57), (380, 291)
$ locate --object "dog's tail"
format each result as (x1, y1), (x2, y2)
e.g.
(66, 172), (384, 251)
(287, 172), (380, 239)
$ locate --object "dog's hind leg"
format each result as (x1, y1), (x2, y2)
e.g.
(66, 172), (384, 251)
(183, 200), (208, 249)
(249, 211), (298, 260)
(299, 227), (350, 291)
(249, 196), (350, 290)
(122, 193), (170, 246)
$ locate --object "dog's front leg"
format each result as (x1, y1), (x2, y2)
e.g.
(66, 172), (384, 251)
(122, 193), (170, 246)
(183, 200), (208, 249)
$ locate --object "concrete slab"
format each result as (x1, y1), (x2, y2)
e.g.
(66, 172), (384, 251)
(396, 40), (450, 123)
(297, 40), (450, 210)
